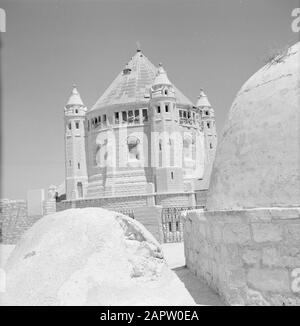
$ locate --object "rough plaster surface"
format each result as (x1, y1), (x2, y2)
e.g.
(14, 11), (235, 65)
(207, 42), (300, 210)
(1, 208), (195, 306)
(184, 208), (300, 306)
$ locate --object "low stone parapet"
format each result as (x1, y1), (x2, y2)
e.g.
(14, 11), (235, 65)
(184, 207), (300, 305)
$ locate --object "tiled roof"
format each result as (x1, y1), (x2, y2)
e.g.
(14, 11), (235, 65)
(90, 51), (193, 111)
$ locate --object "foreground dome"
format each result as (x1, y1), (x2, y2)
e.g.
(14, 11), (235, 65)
(2, 208), (195, 306)
(207, 42), (300, 210)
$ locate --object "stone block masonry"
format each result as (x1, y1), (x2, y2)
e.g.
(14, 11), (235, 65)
(56, 192), (198, 212)
(0, 199), (41, 244)
(184, 207), (300, 306)
(1, 192), (196, 245)
(56, 195), (149, 212)
(0, 198), (56, 244)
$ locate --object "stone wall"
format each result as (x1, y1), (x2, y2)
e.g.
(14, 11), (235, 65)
(0, 199), (42, 244)
(43, 200), (57, 216)
(57, 192), (199, 212)
(56, 195), (149, 212)
(156, 193), (195, 207)
(195, 189), (208, 207)
(184, 207), (300, 305)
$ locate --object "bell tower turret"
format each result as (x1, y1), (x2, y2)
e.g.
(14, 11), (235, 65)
(196, 89), (217, 187)
(149, 64), (184, 193)
(64, 85), (88, 200)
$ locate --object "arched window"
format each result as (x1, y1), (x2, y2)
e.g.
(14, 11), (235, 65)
(78, 162), (80, 169)
(77, 182), (83, 198)
(142, 109), (148, 122)
(127, 136), (140, 158)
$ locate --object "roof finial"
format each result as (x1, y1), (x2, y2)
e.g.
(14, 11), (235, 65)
(72, 84), (78, 94)
(198, 88), (205, 98)
(136, 41), (141, 52)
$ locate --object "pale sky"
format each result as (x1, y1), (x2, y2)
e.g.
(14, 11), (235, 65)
(0, 0), (298, 199)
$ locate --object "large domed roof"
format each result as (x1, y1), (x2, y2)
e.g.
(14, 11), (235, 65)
(89, 50), (193, 111)
(207, 42), (300, 211)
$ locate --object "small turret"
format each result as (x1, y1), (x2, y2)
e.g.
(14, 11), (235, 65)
(149, 64), (184, 193)
(196, 89), (217, 188)
(66, 84), (84, 107)
(152, 63), (172, 87)
(196, 89), (216, 135)
(64, 85), (88, 200)
(196, 89), (211, 108)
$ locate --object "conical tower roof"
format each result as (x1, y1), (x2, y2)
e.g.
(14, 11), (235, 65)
(66, 85), (84, 107)
(152, 63), (172, 86)
(196, 89), (211, 107)
(90, 50), (192, 111)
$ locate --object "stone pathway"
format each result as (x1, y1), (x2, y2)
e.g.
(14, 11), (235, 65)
(173, 267), (225, 306)
(162, 242), (225, 306)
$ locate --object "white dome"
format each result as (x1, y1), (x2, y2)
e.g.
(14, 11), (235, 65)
(207, 42), (300, 210)
(2, 208), (195, 305)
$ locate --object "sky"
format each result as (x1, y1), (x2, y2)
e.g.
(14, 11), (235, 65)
(0, 0), (299, 199)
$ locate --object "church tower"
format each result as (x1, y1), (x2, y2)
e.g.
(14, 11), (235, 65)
(149, 64), (184, 193)
(64, 85), (88, 200)
(196, 89), (217, 187)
